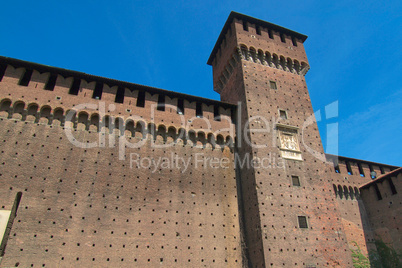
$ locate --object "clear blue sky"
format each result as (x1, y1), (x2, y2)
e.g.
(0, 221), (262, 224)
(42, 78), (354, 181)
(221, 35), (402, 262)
(1, 1), (401, 166)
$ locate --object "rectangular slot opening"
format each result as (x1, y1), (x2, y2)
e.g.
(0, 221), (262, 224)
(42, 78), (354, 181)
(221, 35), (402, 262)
(68, 78), (81, 95)
(298, 216), (308, 228)
(292, 176), (300, 186)
(0, 64), (6, 82)
(268, 29), (274, 39)
(292, 37), (298, 46)
(358, 163), (365, 177)
(18, 69), (33, 86)
(280, 33), (286, 43)
(230, 107), (236, 124)
(242, 20), (248, 31)
(256, 26), (261, 35)
(177, 98), (184, 115)
(214, 105), (221, 121)
(279, 110), (287, 120)
(373, 184), (382, 200)
(92, 82), (103, 100)
(115, 87), (125, 103)
(346, 161), (353, 175)
(334, 162), (341, 173)
(369, 165), (376, 178)
(388, 178), (397, 195)
(196, 102), (203, 118)
(157, 94), (165, 111)
(269, 80), (277, 90)
(380, 166), (385, 174)
(136, 91), (145, 107)
(44, 74), (57, 91)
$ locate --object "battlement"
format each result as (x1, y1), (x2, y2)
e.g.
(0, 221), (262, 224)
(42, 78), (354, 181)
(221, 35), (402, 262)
(0, 56), (236, 140)
(207, 11), (307, 66)
(207, 12), (310, 98)
(326, 154), (398, 178)
(213, 43), (310, 93)
(0, 11), (400, 267)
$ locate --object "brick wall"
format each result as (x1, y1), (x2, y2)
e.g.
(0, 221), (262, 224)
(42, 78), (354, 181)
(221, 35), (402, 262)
(0, 63), (243, 267)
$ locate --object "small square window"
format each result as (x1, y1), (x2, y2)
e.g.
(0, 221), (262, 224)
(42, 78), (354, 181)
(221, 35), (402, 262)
(298, 216), (308, 229)
(279, 110), (287, 120)
(269, 81), (277, 90)
(292, 176), (300, 186)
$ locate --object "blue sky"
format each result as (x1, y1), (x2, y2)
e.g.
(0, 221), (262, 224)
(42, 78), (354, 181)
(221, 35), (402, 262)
(1, 1), (401, 166)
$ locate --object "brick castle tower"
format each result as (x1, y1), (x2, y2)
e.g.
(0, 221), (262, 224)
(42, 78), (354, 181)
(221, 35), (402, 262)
(0, 11), (400, 268)
(207, 12), (353, 267)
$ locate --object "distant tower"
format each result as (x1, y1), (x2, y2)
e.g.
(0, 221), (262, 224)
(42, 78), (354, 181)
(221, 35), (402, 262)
(208, 12), (353, 267)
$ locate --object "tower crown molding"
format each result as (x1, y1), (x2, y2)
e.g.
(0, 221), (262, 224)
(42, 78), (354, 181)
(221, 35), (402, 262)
(207, 11), (308, 66)
(214, 45), (310, 93)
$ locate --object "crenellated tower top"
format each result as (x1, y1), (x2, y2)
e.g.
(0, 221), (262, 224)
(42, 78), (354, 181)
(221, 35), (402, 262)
(208, 11), (310, 95)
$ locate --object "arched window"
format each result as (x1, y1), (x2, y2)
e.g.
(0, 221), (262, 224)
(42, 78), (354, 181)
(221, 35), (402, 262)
(216, 135), (224, 147)
(53, 108), (64, 125)
(115, 117), (125, 135)
(208, 133), (216, 149)
(90, 114), (100, 131)
(125, 120), (135, 137)
(249, 47), (257, 63)
(338, 185), (343, 199)
(78, 112), (89, 130)
(40, 106), (52, 123)
(354, 187), (360, 199)
(157, 125), (166, 142)
(333, 184), (338, 198)
(167, 127), (176, 142)
(343, 186), (349, 200)
(272, 54), (279, 68)
(177, 128), (186, 144)
(349, 186), (354, 200)
(135, 121), (146, 139)
(265, 52), (272, 66)
(188, 130), (196, 145)
(102, 116), (112, 133)
(240, 45), (248, 60)
(197, 131), (206, 147)
(147, 123), (156, 140)
(65, 110), (76, 125)
(226, 136), (233, 148)
(258, 50), (265, 65)
(13, 102), (25, 115)
(0, 99), (11, 114)
(293, 60), (300, 74)
(27, 103), (39, 121)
